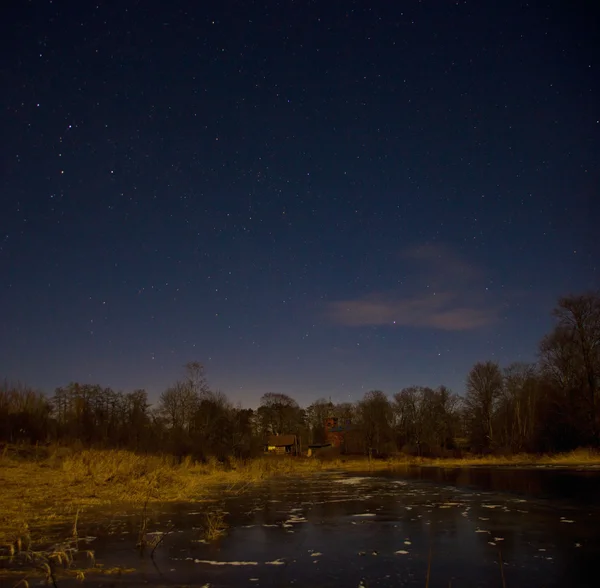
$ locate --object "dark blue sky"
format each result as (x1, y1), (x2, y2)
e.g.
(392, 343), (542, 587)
(1, 1), (598, 406)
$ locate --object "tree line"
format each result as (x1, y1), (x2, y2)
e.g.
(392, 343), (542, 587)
(1, 292), (598, 457)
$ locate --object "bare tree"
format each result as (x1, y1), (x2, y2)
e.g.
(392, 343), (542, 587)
(358, 390), (393, 455)
(464, 362), (503, 451)
(184, 362), (210, 397)
(158, 381), (199, 432)
(496, 363), (539, 451)
(540, 293), (600, 444)
(305, 399), (333, 444)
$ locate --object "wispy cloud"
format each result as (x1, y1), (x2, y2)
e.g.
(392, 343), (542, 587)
(326, 244), (499, 331)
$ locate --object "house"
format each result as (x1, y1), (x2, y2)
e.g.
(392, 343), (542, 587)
(265, 434), (299, 455)
(324, 417), (350, 448)
(323, 417), (361, 454)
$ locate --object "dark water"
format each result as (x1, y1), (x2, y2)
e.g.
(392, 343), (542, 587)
(4, 466), (600, 587)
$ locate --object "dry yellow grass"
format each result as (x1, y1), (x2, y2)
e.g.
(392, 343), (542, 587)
(0, 448), (325, 549)
(419, 447), (600, 468)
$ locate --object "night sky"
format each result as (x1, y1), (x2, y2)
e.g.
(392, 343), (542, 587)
(1, 1), (598, 406)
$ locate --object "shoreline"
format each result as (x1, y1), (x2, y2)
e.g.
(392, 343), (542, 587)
(1, 447), (599, 548)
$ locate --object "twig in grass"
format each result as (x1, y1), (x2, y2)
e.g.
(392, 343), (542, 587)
(150, 529), (173, 560)
(40, 561), (58, 588)
(72, 509), (79, 542)
(425, 542), (432, 588)
(137, 497), (150, 554)
(498, 548), (507, 588)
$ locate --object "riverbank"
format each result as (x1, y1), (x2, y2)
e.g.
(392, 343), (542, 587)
(421, 448), (600, 469)
(0, 448), (324, 548)
(1, 446), (599, 549)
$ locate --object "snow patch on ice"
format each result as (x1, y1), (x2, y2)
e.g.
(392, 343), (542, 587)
(335, 477), (371, 485)
(194, 560), (258, 566)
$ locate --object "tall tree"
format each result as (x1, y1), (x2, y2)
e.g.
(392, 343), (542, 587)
(158, 381), (199, 432)
(540, 293), (600, 444)
(496, 363), (539, 451)
(464, 361), (503, 451)
(358, 390), (393, 455)
(305, 398), (333, 444)
(257, 393), (303, 437)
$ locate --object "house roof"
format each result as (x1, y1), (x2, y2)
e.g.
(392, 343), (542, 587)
(267, 434), (297, 446)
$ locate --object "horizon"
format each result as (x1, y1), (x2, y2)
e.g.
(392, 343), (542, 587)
(1, 288), (582, 409)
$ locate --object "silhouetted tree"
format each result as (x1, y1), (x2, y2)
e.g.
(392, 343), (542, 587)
(540, 292), (600, 445)
(257, 393), (303, 437)
(305, 398), (333, 444)
(358, 390), (393, 455)
(464, 361), (503, 451)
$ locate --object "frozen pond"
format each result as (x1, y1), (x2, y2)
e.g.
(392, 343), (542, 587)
(5, 466), (600, 587)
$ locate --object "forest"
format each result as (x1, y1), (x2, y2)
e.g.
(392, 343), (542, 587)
(1, 292), (598, 458)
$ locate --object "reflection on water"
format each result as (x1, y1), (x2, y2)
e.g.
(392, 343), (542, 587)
(4, 467), (600, 587)
(387, 465), (600, 504)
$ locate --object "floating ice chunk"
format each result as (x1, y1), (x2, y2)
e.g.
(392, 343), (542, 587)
(494, 537), (504, 542)
(394, 550), (409, 555)
(265, 559), (286, 566)
(311, 552), (323, 557)
(335, 477), (371, 485)
(284, 516), (307, 524)
(475, 528), (489, 533)
(194, 560), (258, 566)
(560, 518), (575, 523)
(482, 504), (500, 509)
(404, 540), (412, 545)
(353, 513), (376, 517)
